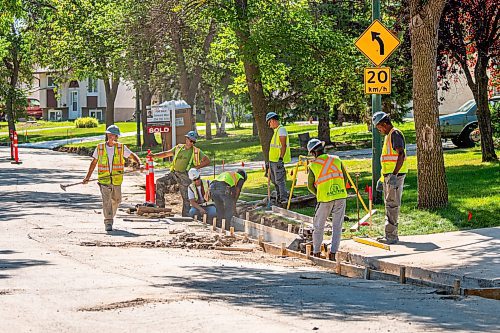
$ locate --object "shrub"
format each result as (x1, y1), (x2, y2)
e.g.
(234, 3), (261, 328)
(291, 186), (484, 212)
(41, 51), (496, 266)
(75, 117), (99, 128)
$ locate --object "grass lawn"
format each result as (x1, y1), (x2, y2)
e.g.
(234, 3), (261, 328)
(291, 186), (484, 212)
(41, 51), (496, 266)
(0, 120), (75, 132)
(0, 121), (138, 144)
(64, 121), (416, 165)
(239, 147), (500, 238)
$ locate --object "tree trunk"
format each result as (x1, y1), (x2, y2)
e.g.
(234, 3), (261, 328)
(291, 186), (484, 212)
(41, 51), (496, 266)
(203, 89), (212, 140)
(318, 105), (331, 144)
(252, 117), (258, 137)
(213, 98), (220, 133)
(140, 88), (158, 147)
(471, 55), (497, 162)
(409, 0), (448, 209)
(103, 76), (120, 127)
(219, 95), (228, 135)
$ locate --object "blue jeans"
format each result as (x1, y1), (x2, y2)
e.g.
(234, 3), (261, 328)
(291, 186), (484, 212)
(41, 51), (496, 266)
(188, 205), (217, 221)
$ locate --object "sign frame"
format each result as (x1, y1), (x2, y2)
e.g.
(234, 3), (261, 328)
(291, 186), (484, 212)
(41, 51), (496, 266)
(364, 67), (391, 95)
(355, 19), (400, 67)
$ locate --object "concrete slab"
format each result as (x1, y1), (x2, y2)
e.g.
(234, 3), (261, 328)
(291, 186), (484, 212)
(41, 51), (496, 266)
(341, 228), (500, 286)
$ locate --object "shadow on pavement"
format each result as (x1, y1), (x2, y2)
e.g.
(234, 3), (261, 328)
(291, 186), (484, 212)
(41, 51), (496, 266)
(155, 265), (499, 332)
(0, 251), (50, 280)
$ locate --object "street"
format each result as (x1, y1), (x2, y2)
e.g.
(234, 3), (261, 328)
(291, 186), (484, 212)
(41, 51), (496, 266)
(1, 147), (499, 332)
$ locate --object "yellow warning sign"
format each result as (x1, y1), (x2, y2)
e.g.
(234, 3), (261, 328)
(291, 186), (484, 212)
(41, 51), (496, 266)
(364, 67), (391, 95)
(355, 20), (400, 66)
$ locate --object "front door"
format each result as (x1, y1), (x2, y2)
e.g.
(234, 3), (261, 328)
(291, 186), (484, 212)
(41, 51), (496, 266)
(69, 90), (79, 119)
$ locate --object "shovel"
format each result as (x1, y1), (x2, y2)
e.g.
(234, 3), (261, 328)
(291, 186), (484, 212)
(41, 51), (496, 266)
(266, 166), (272, 210)
(60, 170), (140, 191)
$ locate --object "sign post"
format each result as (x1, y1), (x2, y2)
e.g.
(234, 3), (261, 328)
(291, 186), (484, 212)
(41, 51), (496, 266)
(354, 2), (400, 204)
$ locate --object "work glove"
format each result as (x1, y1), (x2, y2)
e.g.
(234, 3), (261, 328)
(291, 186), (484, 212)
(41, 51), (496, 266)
(388, 174), (398, 188)
(277, 158), (285, 170)
(376, 179), (384, 192)
(264, 162), (269, 177)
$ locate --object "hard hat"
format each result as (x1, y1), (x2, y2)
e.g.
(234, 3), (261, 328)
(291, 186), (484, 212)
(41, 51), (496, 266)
(307, 138), (324, 153)
(105, 124), (121, 136)
(188, 168), (200, 181)
(372, 111), (389, 126)
(185, 130), (198, 142)
(265, 112), (279, 123)
(236, 169), (247, 182)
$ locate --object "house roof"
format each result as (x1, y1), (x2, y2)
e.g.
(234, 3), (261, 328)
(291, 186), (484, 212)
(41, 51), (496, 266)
(158, 100), (191, 110)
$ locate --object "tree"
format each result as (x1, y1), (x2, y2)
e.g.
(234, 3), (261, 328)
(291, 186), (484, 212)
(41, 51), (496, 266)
(40, 0), (127, 127)
(409, 0), (449, 208)
(0, 0), (51, 138)
(438, 0), (499, 161)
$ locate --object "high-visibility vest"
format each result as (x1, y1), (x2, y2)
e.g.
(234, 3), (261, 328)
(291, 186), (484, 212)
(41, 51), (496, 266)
(170, 144), (201, 172)
(308, 154), (347, 202)
(189, 179), (214, 206)
(381, 127), (408, 175)
(269, 125), (291, 163)
(216, 171), (243, 187)
(97, 142), (124, 185)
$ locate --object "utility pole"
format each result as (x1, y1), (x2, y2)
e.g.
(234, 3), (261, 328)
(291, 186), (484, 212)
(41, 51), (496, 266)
(371, 0), (383, 204)
(135, 89), (141, 148)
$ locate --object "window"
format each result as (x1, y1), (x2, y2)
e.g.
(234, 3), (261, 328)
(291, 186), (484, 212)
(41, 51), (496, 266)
(89, 109), (102, 120)
(47, 76), (56, 88)
(88, 78), (98, 94)
(48, 109), (62, 121)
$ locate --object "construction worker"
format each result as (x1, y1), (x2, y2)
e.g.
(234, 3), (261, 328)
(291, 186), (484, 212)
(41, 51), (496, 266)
(373, 112), (408, 245)
(83, 125), (144, 232)
(187, 168), (217, 221)
(266, 112), (291, 204)
(209, 169), (247, 230)
(307, 138), (347, 260)
(152, 131), (210, 216)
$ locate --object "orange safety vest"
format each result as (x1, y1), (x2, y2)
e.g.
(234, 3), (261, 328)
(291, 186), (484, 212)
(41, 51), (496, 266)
(381, 127), (408, 175)
(97, 142), (124, 185)
(309, 154), (347, 202)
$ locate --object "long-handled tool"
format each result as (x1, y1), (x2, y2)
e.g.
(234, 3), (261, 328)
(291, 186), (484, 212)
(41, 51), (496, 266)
(266, 166), (272, 210)
(60, 170), (139, 191)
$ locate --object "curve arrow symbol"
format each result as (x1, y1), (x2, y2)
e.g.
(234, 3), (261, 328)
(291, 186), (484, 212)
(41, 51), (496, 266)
(371, 31), (385, 55)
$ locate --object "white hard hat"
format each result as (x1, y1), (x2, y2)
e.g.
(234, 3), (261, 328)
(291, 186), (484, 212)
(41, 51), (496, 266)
(307, 138), (324, 153)
(188, 168), (200, 181)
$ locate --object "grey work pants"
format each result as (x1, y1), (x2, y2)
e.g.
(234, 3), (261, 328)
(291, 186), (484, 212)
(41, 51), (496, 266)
(269, 161), (289, 202)
(156, 171), (191, 216)
(209, 181), (235, 230)
(383, 174), (406, 240)
(312, 198), (346, 254)
(99, 183), (122, 226)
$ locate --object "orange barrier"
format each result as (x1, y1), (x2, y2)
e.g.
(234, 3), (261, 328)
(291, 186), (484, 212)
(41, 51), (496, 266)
(11, 131), (22, 164)
(145, 150), (155, 203)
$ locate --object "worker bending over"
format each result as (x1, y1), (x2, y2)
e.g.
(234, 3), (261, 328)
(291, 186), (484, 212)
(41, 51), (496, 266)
(373, 112), (408, 245)
(187, 168), (217, 221)
(83, 125), (143, 232)
(152, 131), (210, 216)
(306, 139), (347, 259)
(209, 169), (247, 230)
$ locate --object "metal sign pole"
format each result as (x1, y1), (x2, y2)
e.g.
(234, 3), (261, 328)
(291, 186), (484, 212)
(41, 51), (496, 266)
(372, 0), (383, 204)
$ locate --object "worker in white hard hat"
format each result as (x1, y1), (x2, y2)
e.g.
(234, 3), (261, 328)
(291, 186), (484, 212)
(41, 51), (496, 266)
(372, 112), (408, 245)
(306, 138), (348, 260)
(152, 130), (210, 216)
(265, 112), (291, 204)
(187, 168), (217, 221)
(83, 125), (144, 232)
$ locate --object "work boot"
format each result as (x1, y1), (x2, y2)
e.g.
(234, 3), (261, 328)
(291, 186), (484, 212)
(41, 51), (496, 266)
(376, 236), (398, 245)
(105, 223), (113, 232)
(328, 252), (336, 261)
(312, 252), (322, 258)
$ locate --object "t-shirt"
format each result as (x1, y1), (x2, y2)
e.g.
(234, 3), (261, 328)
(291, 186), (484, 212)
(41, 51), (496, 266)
(92, 143), (132, 172)
(188, 181), (211, 203)
(173, 146), (206, 172)
(391, 129), (405, 150)
(278, 126), (288, 137)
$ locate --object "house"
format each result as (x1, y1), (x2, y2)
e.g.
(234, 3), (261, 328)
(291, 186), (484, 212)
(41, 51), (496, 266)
(29, 69), (137, 122)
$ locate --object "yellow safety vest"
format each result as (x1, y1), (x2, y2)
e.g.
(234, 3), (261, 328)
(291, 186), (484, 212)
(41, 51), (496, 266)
(170, 144), (201, 172)
(97, 142), (124, 185)
(381, 127), (408, 175)
(309, 154), (347, 202)
(269, 125), (291, 163)
(216, 171), (243, 187)
(189, 179), (214, 206)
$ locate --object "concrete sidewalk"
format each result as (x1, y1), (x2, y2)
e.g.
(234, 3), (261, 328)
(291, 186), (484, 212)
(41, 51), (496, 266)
(341, 228), (500, 288)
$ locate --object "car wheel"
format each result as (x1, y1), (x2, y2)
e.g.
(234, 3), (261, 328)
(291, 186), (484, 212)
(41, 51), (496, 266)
(457, 125), (477, 148)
